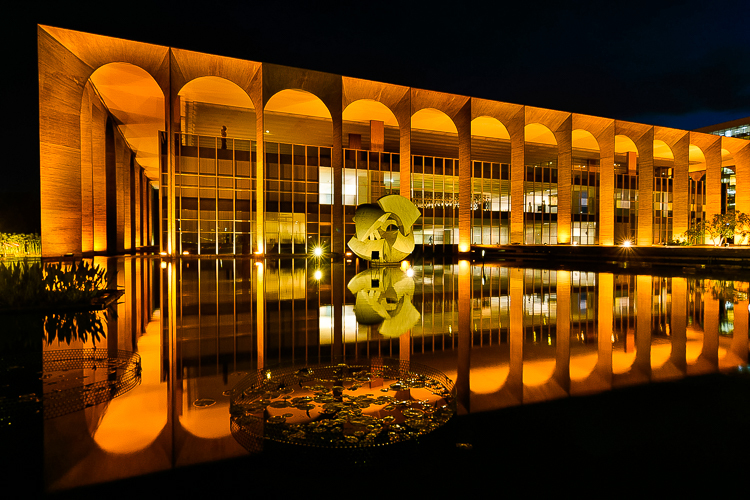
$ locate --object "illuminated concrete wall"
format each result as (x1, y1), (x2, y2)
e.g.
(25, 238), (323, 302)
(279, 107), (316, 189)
(38, 25), (750, 257)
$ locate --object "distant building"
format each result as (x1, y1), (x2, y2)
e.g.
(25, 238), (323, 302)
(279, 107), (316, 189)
(37, 25), (750, 257)
(695, 116), (750, 141)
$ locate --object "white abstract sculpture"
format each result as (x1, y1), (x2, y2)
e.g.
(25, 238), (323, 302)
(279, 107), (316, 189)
(347, 195), (421, 263)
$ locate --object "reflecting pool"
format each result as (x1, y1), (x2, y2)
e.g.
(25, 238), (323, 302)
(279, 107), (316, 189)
(5, 256), (749, 493)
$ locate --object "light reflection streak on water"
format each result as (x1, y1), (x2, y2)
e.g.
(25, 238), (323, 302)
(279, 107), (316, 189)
(38, 257), (749, 491)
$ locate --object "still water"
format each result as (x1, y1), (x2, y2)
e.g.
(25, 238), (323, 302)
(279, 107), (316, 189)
(20, 256), (750, 492)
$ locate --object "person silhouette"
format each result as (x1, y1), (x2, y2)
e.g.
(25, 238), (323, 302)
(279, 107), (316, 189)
(220, 125), (227, 149)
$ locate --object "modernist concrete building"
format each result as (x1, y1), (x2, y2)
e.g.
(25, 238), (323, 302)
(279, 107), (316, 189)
(38, 25), (750, 258)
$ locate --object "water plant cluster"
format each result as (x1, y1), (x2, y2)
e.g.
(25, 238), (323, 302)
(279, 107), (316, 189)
(0, 261), (109, 310)
(0, 233), (41, 258)
(231, 364), (455, 448)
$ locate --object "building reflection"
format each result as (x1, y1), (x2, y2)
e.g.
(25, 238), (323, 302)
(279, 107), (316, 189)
(39, 256), (749, 492)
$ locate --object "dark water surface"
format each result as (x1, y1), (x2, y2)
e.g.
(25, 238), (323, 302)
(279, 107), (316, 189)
(2, 256), (748, 495)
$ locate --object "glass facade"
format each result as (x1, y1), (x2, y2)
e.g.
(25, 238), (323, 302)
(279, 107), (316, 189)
(411, 155), (459, 247)
(653, 165), (674, 244)
(571, 155), (599, 245)
(471, 161), (510, 245)
(614, 156), (639, 244)
(161, 127), (743, 254)
(524, 144), (558, 244)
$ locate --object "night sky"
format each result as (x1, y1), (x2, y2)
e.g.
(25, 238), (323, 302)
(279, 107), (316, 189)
(4, 0), (750, 231)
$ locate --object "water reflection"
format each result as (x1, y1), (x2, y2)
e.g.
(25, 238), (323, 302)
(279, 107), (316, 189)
(25, 256), (749, 492)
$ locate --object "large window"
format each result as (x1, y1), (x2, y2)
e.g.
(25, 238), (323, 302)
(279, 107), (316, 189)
(412, 155), (459, 247)
(523, 155), (558, 245)
(572, 156), (599, 245)
(471, 161), (510, 245)
(653, 165), (673, 244)
(614, 157), (638, 244)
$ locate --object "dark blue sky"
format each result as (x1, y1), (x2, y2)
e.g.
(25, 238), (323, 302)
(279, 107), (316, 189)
(4, 0), (750, 206)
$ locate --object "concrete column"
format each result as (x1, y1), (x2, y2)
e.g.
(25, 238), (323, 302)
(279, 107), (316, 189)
(672, 134), (690, 238)
(637, 130), (654, 246)
(457, 102), (472, 253)
(635, 275), (652, 378)
(728, 293), (748, 365)
(399, 102), (411, 199)
(556, 117), (573, 243)
(255, 105), (265, 253)
(598, 123), (616, 245)
(734, 143), (750, 242)
(510, 108), (525, 244)
(554, 270), (571, 392)
(699, 282), (720, 370)
(38, 26), (87, 257)
(332, 113), (344, 255)
(668, 277), (687, 374)
(704, 140), (722, 231)
(509, 268), (524, 401)
(596, 273), (614, 385)
(456, 259), (472, 414)
(80, 87), (94, 254)
(256, 262), (265, 370)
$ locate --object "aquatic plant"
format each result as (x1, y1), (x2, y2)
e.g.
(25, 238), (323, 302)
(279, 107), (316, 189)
(0, 233), (41, 257)
(0, 261), (110, 310)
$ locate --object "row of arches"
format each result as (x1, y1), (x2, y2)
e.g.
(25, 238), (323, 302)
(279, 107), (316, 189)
(38, 25), (748, 257)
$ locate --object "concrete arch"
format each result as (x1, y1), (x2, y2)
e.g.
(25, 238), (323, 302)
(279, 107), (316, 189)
(572, 129), (600, 151)
(615, 135), (639, 155)
(80, 62), (164, 255)
(689, 144), (707, 171)
(411, 107), (458, 134)
(264, 88), (334, 147)
(343, 99), (399, 127)
(177, 76), (254, 144)
(653, 139), (674, 160)
(342, 98), (399, 151)
(524, 123), (557, 145)
(471, 116), (510, 140)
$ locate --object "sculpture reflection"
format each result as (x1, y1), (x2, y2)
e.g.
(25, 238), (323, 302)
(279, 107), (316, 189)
(347, 267), (420, 338)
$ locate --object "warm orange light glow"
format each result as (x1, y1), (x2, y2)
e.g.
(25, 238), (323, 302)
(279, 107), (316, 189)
(458, 243), (470, 253)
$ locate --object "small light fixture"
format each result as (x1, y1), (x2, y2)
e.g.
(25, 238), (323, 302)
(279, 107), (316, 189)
(159, 251), (167, 256)
(314, 269), (322, 280)
(183, 250), (189, 255)
(313, 246), (323, 257)
(622, 240), (632, 248)
(406, 268), (414, 278)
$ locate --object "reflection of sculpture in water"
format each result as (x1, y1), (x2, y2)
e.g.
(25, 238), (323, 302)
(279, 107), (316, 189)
(347, 195), (420, 263)
(347, 267), (420, 338)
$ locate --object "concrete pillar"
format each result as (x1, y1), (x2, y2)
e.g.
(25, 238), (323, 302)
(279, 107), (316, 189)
(457, 102), (472, 253)
(638, 132), (655, 246)
(556, 117), (573, 243)
(80, 86), (94, 254)
(598, 123), (616, 245)
(509, 268), (524, 401)
(668, 277), (687, 375)
(700, 282), (720, 370)
(256, 262), (265, 370)
(672, 133), (690, 238)
(456, 259), (472, 414)
(554, 270), (571, 392)
(596, 273), (614, 385)
(510, 108), (525, 243)
(734, 142), (750, 242)
(635, 275), (652, 378)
